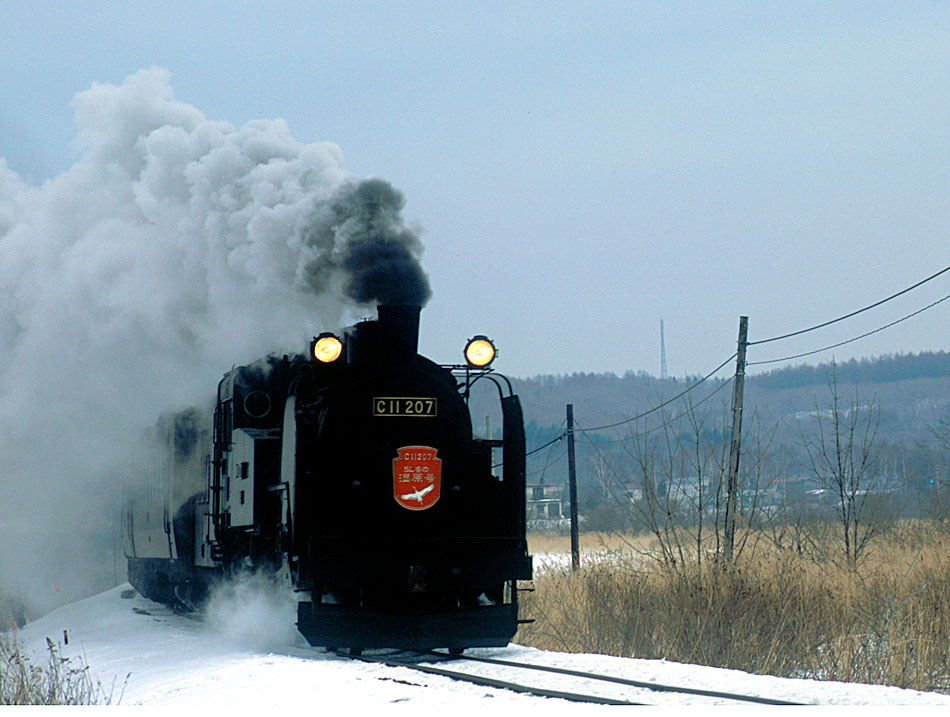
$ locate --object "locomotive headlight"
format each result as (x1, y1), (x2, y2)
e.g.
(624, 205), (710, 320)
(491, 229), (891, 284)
(311, 333), (343, 363)
(464, 335), (496, 367)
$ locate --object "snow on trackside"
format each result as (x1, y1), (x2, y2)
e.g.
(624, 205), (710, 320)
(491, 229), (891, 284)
(11, 584), (950, 709)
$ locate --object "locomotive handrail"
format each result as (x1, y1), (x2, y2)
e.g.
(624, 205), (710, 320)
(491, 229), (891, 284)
(445, 365), (514, 398)
(460, 372), (513, 403)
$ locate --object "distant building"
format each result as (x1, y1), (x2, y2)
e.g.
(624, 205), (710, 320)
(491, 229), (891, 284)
(769, 476), (824, 503)
(621, 483), (643, 502)
(526, 483), (566, 520)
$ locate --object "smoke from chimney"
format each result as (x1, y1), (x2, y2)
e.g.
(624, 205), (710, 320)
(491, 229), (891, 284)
(303, 178), (431, 307)
(0, 68), (430, 615)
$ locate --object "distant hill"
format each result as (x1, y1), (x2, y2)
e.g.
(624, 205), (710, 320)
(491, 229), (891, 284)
(469, 351), (950, 492)
(749, 351), (950, 390)
(474, 350), (950, 436)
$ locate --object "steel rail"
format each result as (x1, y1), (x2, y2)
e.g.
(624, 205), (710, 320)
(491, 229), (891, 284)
(423, 649), (806, 706)
(338, 649), (646, 706)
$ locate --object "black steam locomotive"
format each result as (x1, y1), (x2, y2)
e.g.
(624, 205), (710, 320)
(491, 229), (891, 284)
(123, 304), (532, 651)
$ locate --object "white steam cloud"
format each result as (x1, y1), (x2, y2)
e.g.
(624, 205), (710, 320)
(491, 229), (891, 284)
(0, 68), (427, 615)
(203, 570), (302, 651)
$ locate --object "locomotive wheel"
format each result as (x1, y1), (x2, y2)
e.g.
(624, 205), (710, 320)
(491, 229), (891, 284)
(449, 647), (464, 657)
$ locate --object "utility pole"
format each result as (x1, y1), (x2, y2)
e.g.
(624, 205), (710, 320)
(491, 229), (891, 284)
(723, 316), (749, 562)
(566, 404), (580, 571)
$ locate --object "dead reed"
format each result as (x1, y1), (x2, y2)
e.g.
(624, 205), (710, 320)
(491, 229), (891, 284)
(0, 633), (122, 705)
(517, 521), (950, 693)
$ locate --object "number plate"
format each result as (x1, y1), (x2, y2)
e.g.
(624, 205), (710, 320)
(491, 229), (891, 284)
(373, 397), (438, 417)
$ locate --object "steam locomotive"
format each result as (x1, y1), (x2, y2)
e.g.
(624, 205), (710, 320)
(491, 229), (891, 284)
(123, 304), (532, 651)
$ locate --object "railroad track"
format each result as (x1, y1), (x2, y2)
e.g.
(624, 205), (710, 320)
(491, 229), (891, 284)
(129, 603), (805, 705)
(336, 648), (806, 706)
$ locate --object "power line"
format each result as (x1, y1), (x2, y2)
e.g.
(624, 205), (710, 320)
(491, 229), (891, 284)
(572, 376), (735, 445)
(501, 419), (567, 471)
(520, 354), (734, 458)
(494, 424), (566, 471)
(574, 420), (634, 497)
(749, 264), (950, 346)
(518, 265), (949, 451)
(527, 446), (567, 481)
(748, 292), (950, 366)
(574, 353), (737, 433)
(635, 376), (735, 437)
(526, 433), (566, 457)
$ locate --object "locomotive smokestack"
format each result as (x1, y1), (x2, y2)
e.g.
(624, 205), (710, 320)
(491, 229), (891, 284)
(377, 304), (421, 359)
(346, 304), (421, 363)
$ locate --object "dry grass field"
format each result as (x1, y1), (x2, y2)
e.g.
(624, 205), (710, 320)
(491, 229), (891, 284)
(527, 531), (656, 556)
(518, 521), (950, 693)
(0, 635), (115, 705)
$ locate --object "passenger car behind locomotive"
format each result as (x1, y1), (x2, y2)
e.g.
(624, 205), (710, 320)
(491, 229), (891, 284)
(123, 304), (533, 651)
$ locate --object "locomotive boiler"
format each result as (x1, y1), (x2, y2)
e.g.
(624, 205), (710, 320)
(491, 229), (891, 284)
(123, 304), (533, 652)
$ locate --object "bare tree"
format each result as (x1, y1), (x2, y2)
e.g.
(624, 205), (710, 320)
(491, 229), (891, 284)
(921, 415), (950, 522)
(593, 391), (772, 570)
(801, 363), (885, 568)
(932, 415), (950, 453)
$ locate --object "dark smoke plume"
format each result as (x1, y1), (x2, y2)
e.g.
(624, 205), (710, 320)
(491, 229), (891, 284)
(303, 178), (431, 306)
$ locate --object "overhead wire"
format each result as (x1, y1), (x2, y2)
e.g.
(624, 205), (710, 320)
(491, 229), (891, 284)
(574, 376), (736, 445)
(503, 419), (566, 470)
(527, 446), (568, 482)
(633, 376), (735, 438)
(532, 419), (567, 470)
(748, 292), (950, 366)
(566, 378), (735, 496)
(526, 431), (566, 458)
(748, 264), (950, 346)
(518, 264), (949, 456)
(573, 418), (636, 496)
(564, 268), (950, 513)
(573, 352), (737, 433)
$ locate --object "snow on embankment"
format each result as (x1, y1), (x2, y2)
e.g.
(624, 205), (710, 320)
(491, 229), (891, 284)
(12, 585), (950, 707)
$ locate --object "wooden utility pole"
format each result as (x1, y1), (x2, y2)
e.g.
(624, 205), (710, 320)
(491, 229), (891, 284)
(566, 404), (580, 571)
(723, 316), (749, 562)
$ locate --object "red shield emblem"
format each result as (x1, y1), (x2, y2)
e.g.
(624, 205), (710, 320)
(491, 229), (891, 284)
(393, 446), (442, 511)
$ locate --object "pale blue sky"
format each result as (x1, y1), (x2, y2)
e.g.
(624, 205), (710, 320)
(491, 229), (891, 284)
(3, 1), (949, 377)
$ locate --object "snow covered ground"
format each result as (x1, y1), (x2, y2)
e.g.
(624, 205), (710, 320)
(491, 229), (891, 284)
(11, 583), (950, 709)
